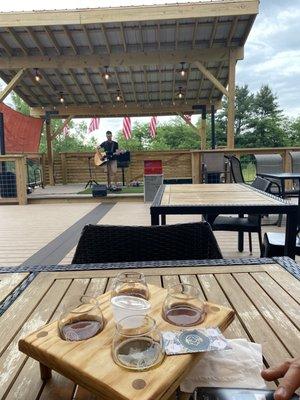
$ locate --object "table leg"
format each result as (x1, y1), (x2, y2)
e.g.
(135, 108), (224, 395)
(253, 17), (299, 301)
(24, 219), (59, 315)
(238, 214), (244, 252)
(285, 209), (298, 259)
(161, 214), (166, 225)
(151, 212), (160, 226)
(40, 362), (52, 380)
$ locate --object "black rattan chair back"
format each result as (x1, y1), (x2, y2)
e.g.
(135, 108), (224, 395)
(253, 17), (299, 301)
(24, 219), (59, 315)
(290, 151), (300, 190)
(72, 222), (223, 264)
(226, 155), (245, 183)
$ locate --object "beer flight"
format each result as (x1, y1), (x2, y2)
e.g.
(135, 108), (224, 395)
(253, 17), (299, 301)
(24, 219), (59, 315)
(58, 272), (207, 371)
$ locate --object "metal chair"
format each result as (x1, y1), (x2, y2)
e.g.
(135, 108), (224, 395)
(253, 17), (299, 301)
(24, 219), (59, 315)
(225, 155), (245, 183)
(254, 154), (282, 195)
(72, 222), (223, 264)
(208, 177), (271, 256)
(290, 151), (300, 193)
(201, 153), (225, 183)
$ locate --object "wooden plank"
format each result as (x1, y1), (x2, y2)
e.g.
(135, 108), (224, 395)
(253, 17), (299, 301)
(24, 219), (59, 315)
(0, 2), (259, 27)
(215, 274), (292, 365)
(15, 156), (27, 205)
(268, 270), (300, 304)
(0, 68), (26, 102)
(194, 61), (228, 97)
(234, 272), (300, 357)
(251, 272), (300, 329)
(0, 273), (28, 303)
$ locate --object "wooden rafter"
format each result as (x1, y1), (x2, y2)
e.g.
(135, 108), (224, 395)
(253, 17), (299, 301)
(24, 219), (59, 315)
(139, 22), (144, 51)
(69, 69), (90, 104)
(28, 73), (53, 104)
(101, 24), (111, 54)
(44, 26), (61, 55)
(158, 65), (162, 104)
(0, 68), (26, 102)
(175, 21), (179, 50)
(0, 1), (259, 28)
(157, 23), (160, 50)
(54, 69), (77, 104)
(84, 68), (102, 104)
(208, 62), (224, 101)
(192, 20), (198, 49)
(171, 67), (176, 104)
(113, 67), (126, 105)
(209, 18), (219, 48)
(0, 47), (244, 70)
(7, 28), (28, 55)
(120, 23), (127, 52)
(128, 67), (138, 104)
(0, 36), (12, 56)
(177, 113), (198, 133)
(240, 15), (256, 45)
(194, 61), (228, 97)
(26, 27), (44, 54)
(82, 25), (93, 53)
(143, 66), (150, 104)
(184, 65), (192, 102)
(227, 16), (239, 46)
(63, 26), (78, 55)
(99, 72), (114, 105)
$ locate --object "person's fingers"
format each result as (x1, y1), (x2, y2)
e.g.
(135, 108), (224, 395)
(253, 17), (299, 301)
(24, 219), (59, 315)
(261, 362), (291, 381)
(274, 361), (300, 400)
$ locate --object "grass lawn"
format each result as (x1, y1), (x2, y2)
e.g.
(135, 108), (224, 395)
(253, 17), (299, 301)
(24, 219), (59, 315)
(78, 186), (144, 195)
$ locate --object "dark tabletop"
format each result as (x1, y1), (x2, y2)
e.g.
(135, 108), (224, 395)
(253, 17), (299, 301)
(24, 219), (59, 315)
(258, 172), (300, 179)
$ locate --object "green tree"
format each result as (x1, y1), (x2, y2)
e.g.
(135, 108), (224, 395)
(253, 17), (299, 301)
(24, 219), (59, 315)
(11, 92), (30, 115)
(287, 117), (300, 146)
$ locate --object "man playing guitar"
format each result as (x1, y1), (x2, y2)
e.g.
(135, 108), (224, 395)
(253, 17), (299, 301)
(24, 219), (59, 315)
(96, 130), (119, 190)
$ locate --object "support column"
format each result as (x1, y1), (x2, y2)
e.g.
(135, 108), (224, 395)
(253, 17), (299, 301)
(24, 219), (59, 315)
(227, 50), (236, 149)
(211, 104), (216, 149)
(45, 118), (55, 186)
(0, 112), (5, 172)
(200, 105), (207, 150)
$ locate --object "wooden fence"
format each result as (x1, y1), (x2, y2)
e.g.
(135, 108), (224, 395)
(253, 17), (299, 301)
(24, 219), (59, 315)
(29, 147), (300, 185)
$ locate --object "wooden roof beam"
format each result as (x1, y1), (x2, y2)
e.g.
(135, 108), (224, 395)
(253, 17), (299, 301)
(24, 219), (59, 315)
(0, 36), (12, 56)
(120, 23), (127, 52)
(69, 69), (90, 104)
(101, 24), (111, 54)
(0, 68), (26, 102)
(171, 67), (176, 104)
(63, 26), (78, 55)
(54, 69), (77, 103)
(44, 27), (61, 55)
(209, 62), (224, 101)
(7, 28), (28, 55)
(194, 60), (228, 97)
(143, 66), (150, 104)
(84, 68), (102, 104)
(227, 16), (239, 46)
(209, 18), (219, 48)
(26, 27), (45, 55)
(30, 100), (221, 118)
(128, 67), (138, 104)
(139, 22), (144, 52)
(82, 25), (94, 53)
(27, 72), (54, 104)
(99, 72), (114, 105)
(184, 65), (192, 102)
(0, 47), (244, 70)
(0, 1), (259, 28)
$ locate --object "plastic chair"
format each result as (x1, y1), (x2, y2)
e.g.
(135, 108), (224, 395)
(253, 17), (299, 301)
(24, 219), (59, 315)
(72, 222), (223, 264)
(254, 154), (283, 195)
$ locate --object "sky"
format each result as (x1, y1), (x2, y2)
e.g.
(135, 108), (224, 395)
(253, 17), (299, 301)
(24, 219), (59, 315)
(0, 0), (299, 143)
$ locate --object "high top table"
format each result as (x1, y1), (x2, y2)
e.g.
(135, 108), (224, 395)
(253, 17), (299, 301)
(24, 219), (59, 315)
(150, 183), (299, 259)
(257, 172), (300, 205)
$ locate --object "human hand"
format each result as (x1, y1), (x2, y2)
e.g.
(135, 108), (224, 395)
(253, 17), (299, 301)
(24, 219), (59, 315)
(261, 358), (300, 400)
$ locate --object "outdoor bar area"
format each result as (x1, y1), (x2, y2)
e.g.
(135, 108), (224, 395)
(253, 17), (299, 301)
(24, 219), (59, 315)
(0, 1), (299, 400)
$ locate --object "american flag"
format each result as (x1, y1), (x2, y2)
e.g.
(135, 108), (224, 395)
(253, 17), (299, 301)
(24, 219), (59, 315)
(183, 114), (192, 123)
(88, 117), (100, 133)
(123, 117), (131, 140)
(63, 123), (70, 136)
(149, 116), (157, 138)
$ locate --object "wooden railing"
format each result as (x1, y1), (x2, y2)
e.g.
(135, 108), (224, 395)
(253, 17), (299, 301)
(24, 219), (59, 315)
(0, 155), (27, 205)
(12, 147), (300, 187)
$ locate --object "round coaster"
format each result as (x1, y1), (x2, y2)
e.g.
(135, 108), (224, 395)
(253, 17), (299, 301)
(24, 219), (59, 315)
(132, 379), (146, 390)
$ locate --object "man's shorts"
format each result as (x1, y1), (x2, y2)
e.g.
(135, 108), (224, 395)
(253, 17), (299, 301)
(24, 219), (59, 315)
(104, 159), (117, 174)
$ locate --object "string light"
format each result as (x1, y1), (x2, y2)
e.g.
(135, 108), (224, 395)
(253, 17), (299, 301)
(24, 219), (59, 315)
(59, 92), (65, 103)
(102, 66), (111, 80)
(34, 68), (42, 82)
(179, 62), (186, 77)
(116, 90), (121, 102)
(177, 87), (183, 99)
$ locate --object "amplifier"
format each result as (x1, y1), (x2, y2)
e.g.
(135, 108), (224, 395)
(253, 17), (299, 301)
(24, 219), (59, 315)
(92, 184), (107, 197)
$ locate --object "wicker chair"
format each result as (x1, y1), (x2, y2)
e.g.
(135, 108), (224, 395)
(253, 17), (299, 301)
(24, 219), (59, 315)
(72, 222), (223, 264)
(208, 177), (271, 256)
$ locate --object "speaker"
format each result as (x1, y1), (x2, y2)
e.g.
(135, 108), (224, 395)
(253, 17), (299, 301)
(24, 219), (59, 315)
(92, 184), (107, 197)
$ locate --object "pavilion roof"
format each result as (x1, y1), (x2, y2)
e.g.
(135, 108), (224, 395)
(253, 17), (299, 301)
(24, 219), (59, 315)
(0, 0), (259, 118)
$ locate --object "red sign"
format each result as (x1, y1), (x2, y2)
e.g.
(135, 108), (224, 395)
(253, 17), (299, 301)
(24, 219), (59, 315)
(144, 160), (163, 175)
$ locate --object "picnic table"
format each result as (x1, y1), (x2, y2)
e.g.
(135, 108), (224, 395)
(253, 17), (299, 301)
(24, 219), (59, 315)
(0, 257), (299, 400)
(150, 183), (299, 258)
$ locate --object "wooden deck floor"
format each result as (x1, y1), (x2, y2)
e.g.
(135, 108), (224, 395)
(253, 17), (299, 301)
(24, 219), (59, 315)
(0, 201), (298, 267)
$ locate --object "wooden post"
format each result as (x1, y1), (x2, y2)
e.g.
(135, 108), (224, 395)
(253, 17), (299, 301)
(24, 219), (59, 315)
(61, 153), (67, 185)
(227, 50), (236, 149)
(200, 106), (207, 150)
(283, 149), (292, 190)
(15, 156), (27, 205)
(191, 152), (200, 184)
(45, 118), (55, 185)
(41, 152), (47, 186)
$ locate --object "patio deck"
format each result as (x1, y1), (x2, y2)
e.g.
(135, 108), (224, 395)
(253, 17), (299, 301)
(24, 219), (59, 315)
(0, 201), (298, 267)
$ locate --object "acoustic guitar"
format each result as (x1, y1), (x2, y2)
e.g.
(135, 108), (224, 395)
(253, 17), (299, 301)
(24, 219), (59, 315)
(94, 149), (107, 167)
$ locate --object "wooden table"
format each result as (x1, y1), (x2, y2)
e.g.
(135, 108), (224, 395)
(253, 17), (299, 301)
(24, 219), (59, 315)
(0, 257), (299, 400)
(150, 183), (299, 258)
